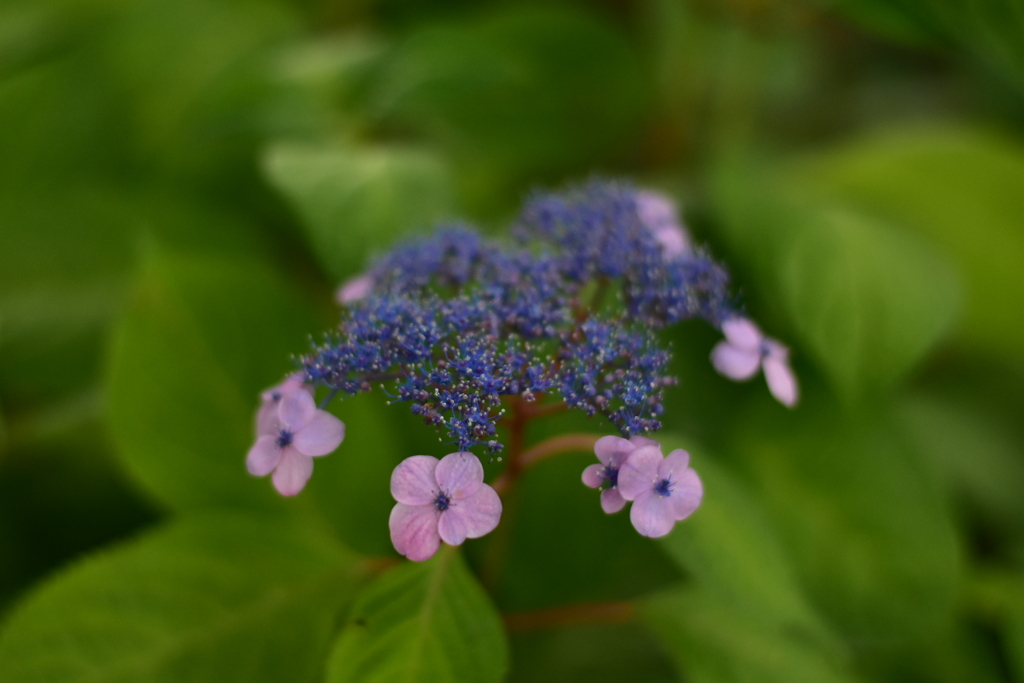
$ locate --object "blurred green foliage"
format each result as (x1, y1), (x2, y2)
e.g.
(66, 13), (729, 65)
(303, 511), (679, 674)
(1, 0), (1023, 681)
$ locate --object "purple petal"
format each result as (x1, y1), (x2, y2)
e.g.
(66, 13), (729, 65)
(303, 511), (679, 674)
(671, 468), (703, 521)
(255, 400), (281, 437)
(653, 225), (689, 259)
(390, 455), (440, 506)
(630, 492), (677, 538)
(582, 463), (605, 489)
(278, 390), (316, 431)
(617, 446), (663, 501)
(293, 410), (345, 456)
(272, 448), (314, 496)
(435, 452), (484, 499)
(711, 342), (761, 381)
(336, 274), (373, 304)
(389, 503), (441, 562)
(763, 354), (799, 408)
(437, 484), (501, 545)
(629, 435), (659, 449)
(246, 435), (281, 477)
(600, 488), (626, 514)
(594, 435), (633, 467)
(721, 317), (762, 350)
(658, 449), (691, 480)
(636, 191), (678, 228)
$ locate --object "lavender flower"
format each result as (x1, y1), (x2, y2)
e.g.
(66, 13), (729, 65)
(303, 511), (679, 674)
(389, 452), (502, 561)
(336, 274), (374, 305)
(711, 317), (799, 407)
(255, 374), (313, 436)
(635, 190), (690, 259)
(617, 444), (703, 538)
(582, 434), (659, 513)
(247, 390), (345, 496)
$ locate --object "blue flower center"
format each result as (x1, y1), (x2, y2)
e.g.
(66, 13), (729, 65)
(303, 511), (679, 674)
(276, 429), (294, 448)
(433, 491), (451, 512)
(603, 465), (619, 488)
(271, 391), (282, 401)
(654, 477), (674, 497)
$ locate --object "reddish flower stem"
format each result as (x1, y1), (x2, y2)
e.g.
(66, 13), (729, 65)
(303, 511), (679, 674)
(503, 601), (636, 632)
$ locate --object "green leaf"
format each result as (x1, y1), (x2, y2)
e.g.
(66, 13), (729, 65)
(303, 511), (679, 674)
(262, 143), (454, 281)
(788, 126), (1024, 363)
(0, 513), (360, 683)
(655, 435), (840, 654)
(326, 547), (508, 683)
(106, 249), (323, 512)
(641, 587), (857, 683)
(713, 160), (961, 400)
(730, 403), (961, 644)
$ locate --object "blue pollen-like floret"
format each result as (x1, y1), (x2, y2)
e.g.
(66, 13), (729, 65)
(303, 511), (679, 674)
(276, 430), (293, 448)
(297, 180), (742, 453)
(654, 477), (674, 497)
(433, 491), (451, 512)
(603, 465), (619, 488)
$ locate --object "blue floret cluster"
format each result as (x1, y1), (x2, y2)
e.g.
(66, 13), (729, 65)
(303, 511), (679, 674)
(300, 180), (737, 453)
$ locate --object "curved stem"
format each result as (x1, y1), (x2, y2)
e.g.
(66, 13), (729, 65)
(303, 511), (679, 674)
(491, 432), (601, 495)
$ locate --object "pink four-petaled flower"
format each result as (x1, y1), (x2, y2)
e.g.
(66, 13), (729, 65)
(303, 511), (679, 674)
(582, 434), (658, 513)
(247, 389), (345, 496)
(711, 317), (799, 407)
(336, 274), (373, 305)
(255, 374), (313, 436)
(389, 452), (502, 561)
(618, 445), (703, 538)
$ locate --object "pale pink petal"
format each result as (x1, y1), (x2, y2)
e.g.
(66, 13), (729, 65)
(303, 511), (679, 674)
(617, 446), (663, 501)
(763, 354), (799, 407)
(653, 224), (688, 258)
(272, 448), (314, 496)
(600, 488), (626, 514)
(721, 317), (762, 351)
(278, 390), (317, 431)
(658, 449), (691, 480)
(390, 455), (440, 506)
(671, 468), (703, 521)
(582, 463), (605, 489)
(246, 435), (282, 476)
(336, 275), (373, 304)
(435, 452), (483, 499)
(636, 191), (678, 228)
(437, 484), (501, 545)
(630, 492), (677, 538)
(389, 503), (441, 562)
(293, 410), (345, 456)
(629, 435), (659, 449)
(711, 342), (761, 381)
(594, 435), (633, 467)
(255, 401), (281, 437)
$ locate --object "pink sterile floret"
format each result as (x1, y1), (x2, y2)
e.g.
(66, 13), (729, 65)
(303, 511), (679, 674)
(710, 316), (799, 408)
(582, 434), (659, 514)
(617, 445), (703, 538)
(247, 389), (345, 497)
(256, 373), (314, 436)
(389, 452), (502, 562)
(635, 190), (691, 259)
(336, 274), (374, 305)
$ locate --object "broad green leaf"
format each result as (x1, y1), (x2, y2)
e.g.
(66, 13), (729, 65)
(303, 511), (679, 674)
(788, 126), (1024, 362)
(0, 513), (360, 683)
(263, 143), (454, 280)
(713, 160), (961, 400)
(326, 547), (508, 683)
(897, 393), (1024, 526)
(641, 586), (857, 683)
(106, 249), (323, 512)
(655, 435), (840, 654)
(369, 4), (647, 204)
(731, 403), (961, 644)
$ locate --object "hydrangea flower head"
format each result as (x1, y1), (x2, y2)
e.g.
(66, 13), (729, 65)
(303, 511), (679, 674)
(617, 444), (703, 537)
(247, 390), (345, 496)
(582, 434), (659, 513)
(389, 452), (502, 561)
(711, 317), (799, 407)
